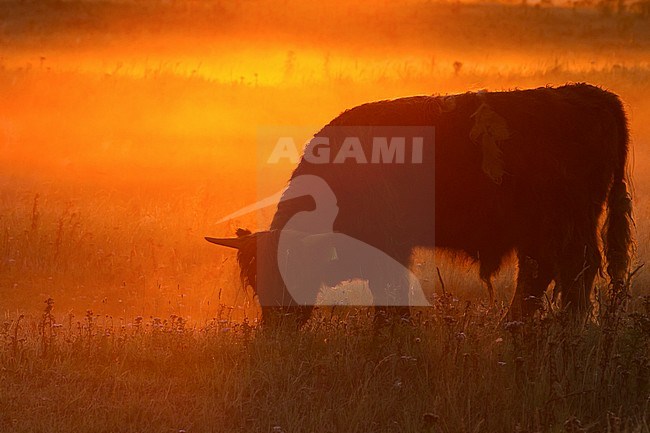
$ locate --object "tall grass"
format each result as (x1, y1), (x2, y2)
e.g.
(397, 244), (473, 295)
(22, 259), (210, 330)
(1, 1), (650, 431)
(1, 291), (649, 432)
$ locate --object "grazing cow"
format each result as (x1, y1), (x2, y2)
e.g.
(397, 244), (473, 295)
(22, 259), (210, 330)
(206, 83), (633, 326)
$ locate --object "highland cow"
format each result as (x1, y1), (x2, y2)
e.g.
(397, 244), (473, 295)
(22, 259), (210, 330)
(206, 83), (633, 326)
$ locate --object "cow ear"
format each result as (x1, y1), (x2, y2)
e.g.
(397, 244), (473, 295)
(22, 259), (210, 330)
(236, 228), (252, 237)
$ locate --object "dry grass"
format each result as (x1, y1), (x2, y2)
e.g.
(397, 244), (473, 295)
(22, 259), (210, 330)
(1, 293), (649, 432)
(1, 1), (650, 431)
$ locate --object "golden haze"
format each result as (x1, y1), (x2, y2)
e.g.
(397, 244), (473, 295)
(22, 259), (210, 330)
(1, 0), (649, 320)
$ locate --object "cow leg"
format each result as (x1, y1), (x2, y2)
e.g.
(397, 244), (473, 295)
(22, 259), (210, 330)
(370, 271), (412, 326)
(478, 247), (510, 307)
(509, 252), (554, 320)
(482, 277), (495, 306)
(368, 248), (413, 325)
(479, 255), (501, 306)
(555, 232), (600, 315)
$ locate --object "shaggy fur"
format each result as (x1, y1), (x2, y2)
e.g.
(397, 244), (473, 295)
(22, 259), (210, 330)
(230, 84), (632, 324)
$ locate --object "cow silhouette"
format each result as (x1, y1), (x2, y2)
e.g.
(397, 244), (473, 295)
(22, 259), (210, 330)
(207, 84), (633, 326)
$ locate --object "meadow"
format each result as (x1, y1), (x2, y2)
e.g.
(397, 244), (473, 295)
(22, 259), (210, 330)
(1, 0), (650, 431)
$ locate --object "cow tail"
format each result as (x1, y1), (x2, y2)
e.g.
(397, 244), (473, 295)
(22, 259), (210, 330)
(604, 100), (633, 289)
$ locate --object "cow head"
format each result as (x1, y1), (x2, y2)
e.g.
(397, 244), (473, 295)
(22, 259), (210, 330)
(206, 228), (341, 326)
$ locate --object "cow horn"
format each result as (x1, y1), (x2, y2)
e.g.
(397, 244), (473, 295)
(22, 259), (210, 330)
(204, 237), (245, 249)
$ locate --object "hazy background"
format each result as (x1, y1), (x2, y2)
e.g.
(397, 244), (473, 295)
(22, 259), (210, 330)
(1, 0), (650, 322)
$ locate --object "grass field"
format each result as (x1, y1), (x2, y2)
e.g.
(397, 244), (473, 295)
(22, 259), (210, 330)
(1, 0), (650, 431)
(2, 295), (650, 432)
